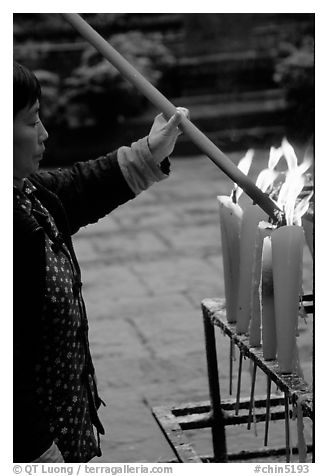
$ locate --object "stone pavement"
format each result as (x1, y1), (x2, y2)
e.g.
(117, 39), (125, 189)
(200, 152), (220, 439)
(72, 152), (313, 463)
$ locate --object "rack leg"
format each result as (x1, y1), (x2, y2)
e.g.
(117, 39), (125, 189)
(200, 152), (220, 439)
(235, 349), (243, 415)
(284, 392), (291, 462)
(202, 308), (227, 462)
(247, 362), (257, 430)
(264, 375), (272, 446)
(229, 341), (234, 395)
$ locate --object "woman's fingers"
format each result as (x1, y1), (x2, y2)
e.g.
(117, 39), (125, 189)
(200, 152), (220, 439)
(176, 107), (190, 119)
(165, 107), (190, 135)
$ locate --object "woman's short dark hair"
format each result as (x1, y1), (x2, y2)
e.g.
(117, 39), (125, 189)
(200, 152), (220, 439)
(14, 61), (41, 118)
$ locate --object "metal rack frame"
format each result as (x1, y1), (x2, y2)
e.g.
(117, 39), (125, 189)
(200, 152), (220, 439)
(151, 298), (313, 463)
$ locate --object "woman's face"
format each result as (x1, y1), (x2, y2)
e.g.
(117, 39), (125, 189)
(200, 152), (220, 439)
(13, 99), (48, 181)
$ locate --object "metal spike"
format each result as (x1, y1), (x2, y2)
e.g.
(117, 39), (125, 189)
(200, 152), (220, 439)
(247, 362), (257, 430)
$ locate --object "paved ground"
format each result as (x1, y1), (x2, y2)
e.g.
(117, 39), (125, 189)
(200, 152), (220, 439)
(72, 152), (313, 463)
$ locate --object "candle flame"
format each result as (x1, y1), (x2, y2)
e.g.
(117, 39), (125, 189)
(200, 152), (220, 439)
(294, 192), (314, 226)
(238, 149), (254, 176)
(276, 141), (313, 226)
(281, 137), (298, 171)
(279, 174), (305, 226)
(232, 149), (254, 202)
(268, 145), (283, 170)
(254, 138), (313, 226)
(256, 169), (279, 194)
(256, 146), (283, 193)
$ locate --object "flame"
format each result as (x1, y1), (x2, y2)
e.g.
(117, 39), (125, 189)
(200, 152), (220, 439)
(268, 145), (284, 169)
(281, 137), (298, 171)
(230, 139), (313, 225)
(232, 149), (254, 202)
(278, 174), (306, 226)
(276, 139), (313, 226)
(294, 192), (314, 226)
(238, 149), (254, 176)
(256, 169), (279, 194)
(256, 145), (283, 193)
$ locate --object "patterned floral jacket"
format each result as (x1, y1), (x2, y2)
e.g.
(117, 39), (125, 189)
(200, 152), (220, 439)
(13, 151), (137, 462)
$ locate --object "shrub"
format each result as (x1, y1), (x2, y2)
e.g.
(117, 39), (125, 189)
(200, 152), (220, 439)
(274, 35), (314, 139)
(14, 28), (176, 130)
(274, 36), (314, 97)
(60, 31), (176, 129)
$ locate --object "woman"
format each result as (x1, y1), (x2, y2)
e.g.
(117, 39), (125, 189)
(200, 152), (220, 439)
(13, 61), (188, 463)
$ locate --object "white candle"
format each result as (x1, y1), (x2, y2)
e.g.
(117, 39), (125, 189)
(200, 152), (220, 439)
(272, 225), (304, 373)
(261, 236), (277, 360)
(236, 205), (267, 334)
(217, 196), (243, 323)
(249, 222), (272, 347)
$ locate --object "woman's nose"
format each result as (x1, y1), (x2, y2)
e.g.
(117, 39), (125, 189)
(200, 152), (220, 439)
(38, 120), (49, 142)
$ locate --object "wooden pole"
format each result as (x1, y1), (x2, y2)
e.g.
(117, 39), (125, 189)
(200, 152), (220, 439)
(62, 13), (283, 223)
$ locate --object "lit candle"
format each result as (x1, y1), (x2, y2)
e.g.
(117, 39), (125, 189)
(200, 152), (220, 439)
(217, 196), (243, 323)
(271, 225), (304, 373)
(261, 235), (277, 360)
(249, 222), (273, 347)
(236, 205), (267, 334)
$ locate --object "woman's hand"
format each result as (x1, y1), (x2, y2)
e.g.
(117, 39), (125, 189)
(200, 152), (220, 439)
(147, 107), (189, 164)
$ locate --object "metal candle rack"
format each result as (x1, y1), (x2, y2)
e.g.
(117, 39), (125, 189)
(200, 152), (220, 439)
(151, 297), (313, 463)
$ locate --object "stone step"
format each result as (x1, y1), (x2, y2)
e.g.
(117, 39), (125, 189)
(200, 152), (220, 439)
(174, 125), (286, 155)
(41, 91), (288, 166)
(126, 89), (287, 125)
(123, 89), (289, 153)
(43, 89), (290, 165)
(170, 88), (285, 106)
(171, 50), (277, 96)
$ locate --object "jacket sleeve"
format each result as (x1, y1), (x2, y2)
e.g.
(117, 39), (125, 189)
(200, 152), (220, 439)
(13, 218), (54, 462)
(33, 150), (135, 235)
(117, 137), (170, 195)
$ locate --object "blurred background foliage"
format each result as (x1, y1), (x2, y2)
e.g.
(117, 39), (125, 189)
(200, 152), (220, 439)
(13, 13), (314, 164)
(60, 31), (175, 129)
(14, 15), (176, 130)
(274, 35), (314, 136)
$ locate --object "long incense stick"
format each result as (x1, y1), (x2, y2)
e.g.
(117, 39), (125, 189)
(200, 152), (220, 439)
(62, 13), (283, 223)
